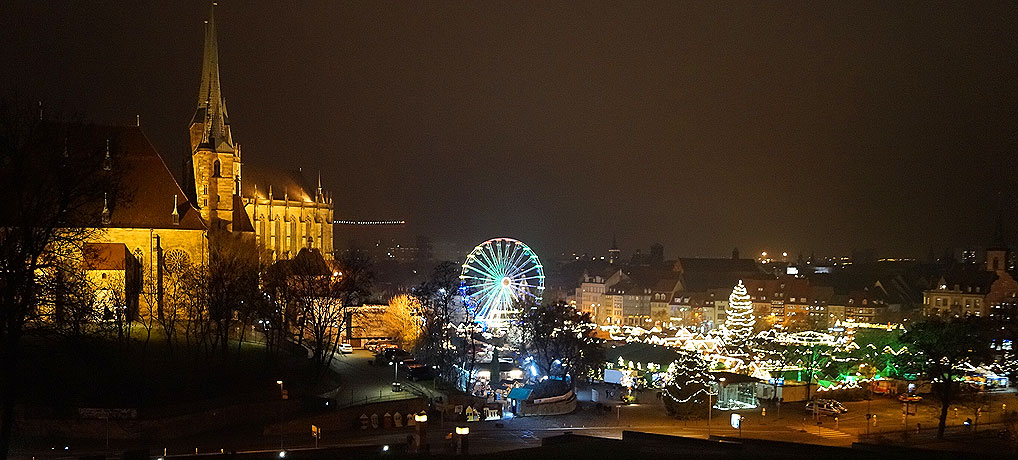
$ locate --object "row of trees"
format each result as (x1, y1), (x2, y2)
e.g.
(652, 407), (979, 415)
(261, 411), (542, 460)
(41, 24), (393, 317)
(0, 101), (125, 460)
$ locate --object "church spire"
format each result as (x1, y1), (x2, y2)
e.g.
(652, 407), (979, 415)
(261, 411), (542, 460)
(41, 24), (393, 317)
(190, 2), (232, 152)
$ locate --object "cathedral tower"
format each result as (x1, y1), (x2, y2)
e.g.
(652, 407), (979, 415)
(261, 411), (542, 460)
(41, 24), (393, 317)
(189, 3), (241, 229)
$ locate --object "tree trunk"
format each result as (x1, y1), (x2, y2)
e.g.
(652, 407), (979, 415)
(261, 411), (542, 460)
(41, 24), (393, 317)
(937, 380), (952, 439)
(0, 333), (21, 460)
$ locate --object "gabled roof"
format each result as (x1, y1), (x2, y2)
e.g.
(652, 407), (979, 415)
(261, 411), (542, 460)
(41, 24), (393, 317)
(673, 258), (767, 292)
(288, 247), (332, 275)
(231, 195), (255, 232)
(78, 124), (206, 230)
(937, 268), (999, 292)
(650, 278), (681, 294)
(242, 165), (317, 202)
(605, 342), (685, 366)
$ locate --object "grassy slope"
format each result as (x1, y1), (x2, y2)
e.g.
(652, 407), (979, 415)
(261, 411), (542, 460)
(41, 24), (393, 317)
(15, 335), (338, 413)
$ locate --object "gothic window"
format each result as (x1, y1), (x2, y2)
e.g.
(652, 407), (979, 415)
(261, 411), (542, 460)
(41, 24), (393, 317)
(213, 159), (221, 177)
(290, 220), (297, 252)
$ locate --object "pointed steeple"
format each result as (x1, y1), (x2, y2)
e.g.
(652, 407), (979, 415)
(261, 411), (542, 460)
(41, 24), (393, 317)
(191, 2), (232, 152)
(608, 233), (621, 264)
(103, 139), (111, 171)
(101, 192), (111, 225)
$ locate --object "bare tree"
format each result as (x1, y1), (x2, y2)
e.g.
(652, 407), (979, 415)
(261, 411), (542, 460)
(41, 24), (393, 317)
(0, 100), (125, 460)
(204, 228), (259, 356)
(266, 248), (360, 376)
(415, 261), (461, 381)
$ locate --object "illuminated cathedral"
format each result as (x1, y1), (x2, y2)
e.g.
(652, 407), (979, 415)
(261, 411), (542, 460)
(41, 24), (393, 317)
(184, 4), (334, 260)
(74, 4), (333, 319)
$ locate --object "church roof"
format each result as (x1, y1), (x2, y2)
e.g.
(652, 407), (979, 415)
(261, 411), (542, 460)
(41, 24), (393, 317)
(673, 257), (761, 274)
(232, 194), (255, 232)
(242, 165), (319, 202)
(673, 257), (767, 291)
(79, 124), (207, 230)
(270, 247), (332, 276)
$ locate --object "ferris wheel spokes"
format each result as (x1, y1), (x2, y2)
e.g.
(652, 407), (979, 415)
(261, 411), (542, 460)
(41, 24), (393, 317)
(459, 238), (545, 330)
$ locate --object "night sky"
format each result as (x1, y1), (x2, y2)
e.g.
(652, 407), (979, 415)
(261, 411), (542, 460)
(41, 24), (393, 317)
(3, 1), (1017, 260)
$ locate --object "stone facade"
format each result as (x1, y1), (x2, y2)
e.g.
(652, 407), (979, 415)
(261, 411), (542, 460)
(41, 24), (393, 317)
(242, 168), (334, 261)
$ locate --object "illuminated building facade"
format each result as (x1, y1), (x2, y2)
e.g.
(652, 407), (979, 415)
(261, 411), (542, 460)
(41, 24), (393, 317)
(184, 5), (333, 261)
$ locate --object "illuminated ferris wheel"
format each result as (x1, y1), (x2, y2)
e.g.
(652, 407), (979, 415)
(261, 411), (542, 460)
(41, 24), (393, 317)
(459, 238), (545, 329)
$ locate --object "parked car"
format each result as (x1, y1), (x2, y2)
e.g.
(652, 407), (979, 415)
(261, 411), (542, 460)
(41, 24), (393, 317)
(898, 393), (922, 402)
(406, 364), (434, 382)
(806, 399), (847, 415)
(367, 342), (396, 353)
(339, 343), (353, 354)
(378, 348), (410, 364)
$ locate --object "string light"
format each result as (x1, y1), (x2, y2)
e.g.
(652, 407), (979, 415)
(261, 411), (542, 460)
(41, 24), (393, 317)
(334, 220), (407, 225)
(724, 280), (754, 353)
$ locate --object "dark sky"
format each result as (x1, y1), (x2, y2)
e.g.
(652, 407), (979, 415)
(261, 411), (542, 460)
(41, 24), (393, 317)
(3, 1), (1017, 260)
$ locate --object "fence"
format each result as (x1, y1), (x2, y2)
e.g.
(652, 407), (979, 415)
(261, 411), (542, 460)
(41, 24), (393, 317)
(858, 420), (1010, 444)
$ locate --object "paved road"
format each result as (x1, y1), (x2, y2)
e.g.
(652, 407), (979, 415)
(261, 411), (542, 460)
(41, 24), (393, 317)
(18, 385), (1018, 460)
(325, 350), (424, 407)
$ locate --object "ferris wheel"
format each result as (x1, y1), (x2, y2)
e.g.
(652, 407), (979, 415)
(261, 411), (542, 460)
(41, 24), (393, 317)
(459, 238), (545, 329)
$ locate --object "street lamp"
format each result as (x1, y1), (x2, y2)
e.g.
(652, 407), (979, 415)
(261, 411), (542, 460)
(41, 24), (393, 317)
(276, 380), (286, 453)
(455, 426), (469, 454)
(390, 361), (399, 382)
(708, 377), (725, 437)
(414, 412), (428, 453)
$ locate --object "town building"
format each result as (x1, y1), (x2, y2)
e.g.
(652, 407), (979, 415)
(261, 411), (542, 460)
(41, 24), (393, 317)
(923, 269), (1018, 318)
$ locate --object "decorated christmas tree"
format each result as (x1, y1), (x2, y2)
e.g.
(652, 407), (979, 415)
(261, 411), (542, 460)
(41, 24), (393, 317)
(662, 349), (713, 418)
(724, 280), (755, 354)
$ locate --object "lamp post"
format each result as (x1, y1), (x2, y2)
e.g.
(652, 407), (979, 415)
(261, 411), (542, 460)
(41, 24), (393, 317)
(276, 380), (286, 454)
(390, 360), (399, 382)
(708, 377), (726, 438)
(707, 389), (712, 437)
(414, 411), (428, 453)
(454, 426), (469, 454)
